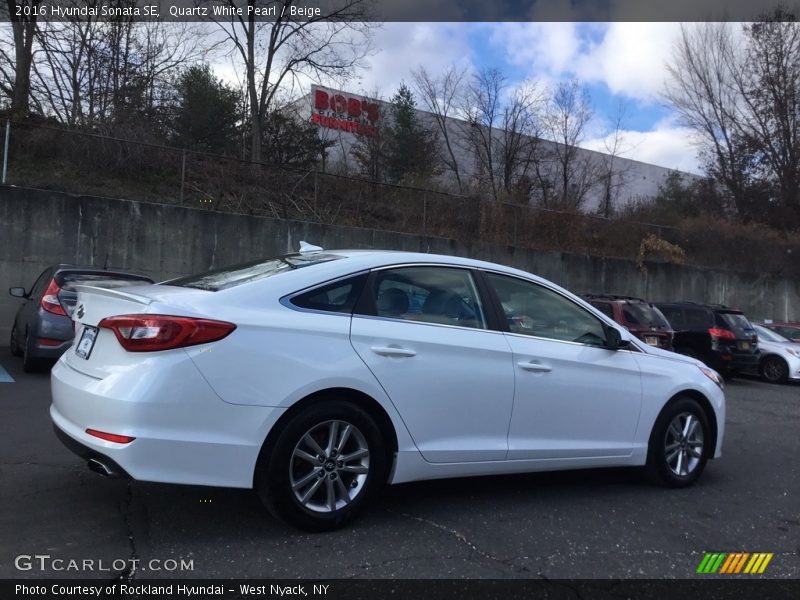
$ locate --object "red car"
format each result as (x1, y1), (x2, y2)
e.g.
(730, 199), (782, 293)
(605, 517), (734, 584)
(760, 321), (800, 343)
(583, 294), (674, 350)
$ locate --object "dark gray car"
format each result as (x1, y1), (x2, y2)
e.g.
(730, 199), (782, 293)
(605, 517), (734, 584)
(9, 265), (153, 372)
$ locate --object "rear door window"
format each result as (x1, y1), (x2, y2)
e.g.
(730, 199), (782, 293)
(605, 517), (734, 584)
(290, 275), (366, 314)
(360, 267), (488, 330)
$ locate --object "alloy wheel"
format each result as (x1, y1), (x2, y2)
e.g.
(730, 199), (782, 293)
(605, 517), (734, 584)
(290, 420), (370, 513)
(664, 412), (704, 477)
(762, 358), (787, 383)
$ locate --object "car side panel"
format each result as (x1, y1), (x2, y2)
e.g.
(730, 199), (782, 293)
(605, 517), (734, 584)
(185, 303), (421, 456)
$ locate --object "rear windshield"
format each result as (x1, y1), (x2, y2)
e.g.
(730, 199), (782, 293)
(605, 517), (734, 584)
(166, 253), (342, 291)
(754, 325), (789, 342)
(622, 302), (670, 328)
(717, 312), (754, 333)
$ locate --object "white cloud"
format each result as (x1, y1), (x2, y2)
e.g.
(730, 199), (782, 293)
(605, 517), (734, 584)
(574, 23), (682, 102)
(491, 22), (581, 77)
(350, 23), (474, 98)
(583, 119), (703, 173)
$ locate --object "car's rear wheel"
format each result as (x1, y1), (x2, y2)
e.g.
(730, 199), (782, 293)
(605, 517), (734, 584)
(760, 356), (789, 384)
(10, 324), (23, 357)
(22, 332), (47, 373)
(645, 397), (710, 488)
(256, 400), (387, 532)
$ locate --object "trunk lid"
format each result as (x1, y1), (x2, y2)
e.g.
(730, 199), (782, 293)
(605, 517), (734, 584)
(64, 284), (212, 378)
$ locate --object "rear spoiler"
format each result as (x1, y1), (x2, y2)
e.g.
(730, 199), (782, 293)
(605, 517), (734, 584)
(72, 285), (153, 305)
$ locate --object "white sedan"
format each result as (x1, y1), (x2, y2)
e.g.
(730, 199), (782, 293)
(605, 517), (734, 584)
(51, 246), (725, 531)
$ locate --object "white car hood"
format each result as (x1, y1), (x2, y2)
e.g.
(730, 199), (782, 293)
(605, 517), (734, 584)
(636, 341), (707, 369)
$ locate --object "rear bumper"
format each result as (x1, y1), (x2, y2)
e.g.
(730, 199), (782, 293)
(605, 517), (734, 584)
(53, 424), (131, 478)
(30, 340), (72, 359)
(29, 309), (74, 358)
(50, 353), (286, 488)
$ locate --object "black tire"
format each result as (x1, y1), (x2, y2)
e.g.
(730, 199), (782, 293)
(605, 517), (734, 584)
(10, 323), (23, 357)
(22, 332), (47, 373)
(760, 356), (789, 384)
(645, 396), (710, 488)
(255, 399), (388, 532)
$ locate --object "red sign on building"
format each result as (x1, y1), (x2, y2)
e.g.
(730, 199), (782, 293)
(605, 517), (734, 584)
(311, 87), (380, 137)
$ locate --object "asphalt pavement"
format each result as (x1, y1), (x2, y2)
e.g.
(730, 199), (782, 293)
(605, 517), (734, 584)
(1, 346), (798, 580)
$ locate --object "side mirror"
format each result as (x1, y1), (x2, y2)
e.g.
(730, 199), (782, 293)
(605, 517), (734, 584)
(605, 326), (631, 350)
(9, 287), (26, 298)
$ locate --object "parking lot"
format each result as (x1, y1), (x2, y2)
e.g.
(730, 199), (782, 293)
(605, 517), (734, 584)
(1, 345), (798, 580)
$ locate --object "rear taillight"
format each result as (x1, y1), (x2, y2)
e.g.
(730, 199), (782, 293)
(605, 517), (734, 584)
(41, 279), (67, 316)
(708, 328), (736, 340)
(98, 315), (236, 352)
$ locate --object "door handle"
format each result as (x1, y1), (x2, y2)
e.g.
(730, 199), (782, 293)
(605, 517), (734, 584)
(370, 346), (417, 358)
(517, 360), (552, 372)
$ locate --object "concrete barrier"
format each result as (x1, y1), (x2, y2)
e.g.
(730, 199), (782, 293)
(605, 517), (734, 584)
(1, 184), (798, 344)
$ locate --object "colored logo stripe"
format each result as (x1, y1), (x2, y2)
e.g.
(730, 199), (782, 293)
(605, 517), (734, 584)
(698, 552), (773, 574)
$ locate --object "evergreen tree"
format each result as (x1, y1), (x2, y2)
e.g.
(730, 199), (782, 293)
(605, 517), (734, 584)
(169, 64), (240, 154)
(385, 84), (441, 184)
(260, 111), (333, 170)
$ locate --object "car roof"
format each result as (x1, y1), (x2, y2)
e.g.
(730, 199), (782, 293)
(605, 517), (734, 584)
(654, 301), (742, 313)
(186, 249), (587, 301)
(583, 294), (648, 303)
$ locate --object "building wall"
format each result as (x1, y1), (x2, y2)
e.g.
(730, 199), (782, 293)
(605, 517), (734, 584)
(1, 185), (796, 344)
(291, 86), (695, 213)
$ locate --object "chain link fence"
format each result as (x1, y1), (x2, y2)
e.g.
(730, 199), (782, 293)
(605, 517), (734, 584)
(2, 118), (799, 276)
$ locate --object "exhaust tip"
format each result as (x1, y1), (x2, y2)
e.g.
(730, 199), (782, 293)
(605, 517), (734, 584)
(88, 457), (117, 477)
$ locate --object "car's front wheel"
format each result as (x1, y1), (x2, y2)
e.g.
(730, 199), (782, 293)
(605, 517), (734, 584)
(645, 397), (710, 488)
(760, 356), (789, 384)
(256, 400), (388, 532)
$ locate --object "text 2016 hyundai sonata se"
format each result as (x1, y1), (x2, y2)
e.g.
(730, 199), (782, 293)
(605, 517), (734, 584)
(51, 246), (725, 531)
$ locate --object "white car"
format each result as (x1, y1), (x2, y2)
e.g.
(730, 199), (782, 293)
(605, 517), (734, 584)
(752, 324), (800, 384)
(51, 246), (725, 531)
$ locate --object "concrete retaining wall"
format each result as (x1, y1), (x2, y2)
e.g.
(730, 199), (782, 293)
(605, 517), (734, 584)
(2, 185), (798, 343)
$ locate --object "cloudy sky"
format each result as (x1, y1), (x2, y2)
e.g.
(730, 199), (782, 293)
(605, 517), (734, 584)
(340, 22), (702, 174)
(212, 22), (703, 173)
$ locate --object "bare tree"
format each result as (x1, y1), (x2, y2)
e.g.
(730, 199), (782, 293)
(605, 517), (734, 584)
(598, 100), (632, 218)
(412, 65), (467, 191)
(214, 0), (375, 162)
(664, 14), (800, 226)
(462, 68), (504, 201)
(664, 23), (752, 217)
(1, 0), (42, 117)
(538, 80), (598, 210)
(29, 18), (215, 127)
(498, 80), (545, 201)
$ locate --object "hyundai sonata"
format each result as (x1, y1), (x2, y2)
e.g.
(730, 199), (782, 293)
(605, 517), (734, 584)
(51, 246), (725, 531)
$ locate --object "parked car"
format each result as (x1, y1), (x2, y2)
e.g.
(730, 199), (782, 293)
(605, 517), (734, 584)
(9, 265), (153, 372)
(751, 324), (800, 384)
(760, 321), (800, 343)
(653, 302), (759, 379)
(51, 246), (725, 531)
(583, 294), (674, 350)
